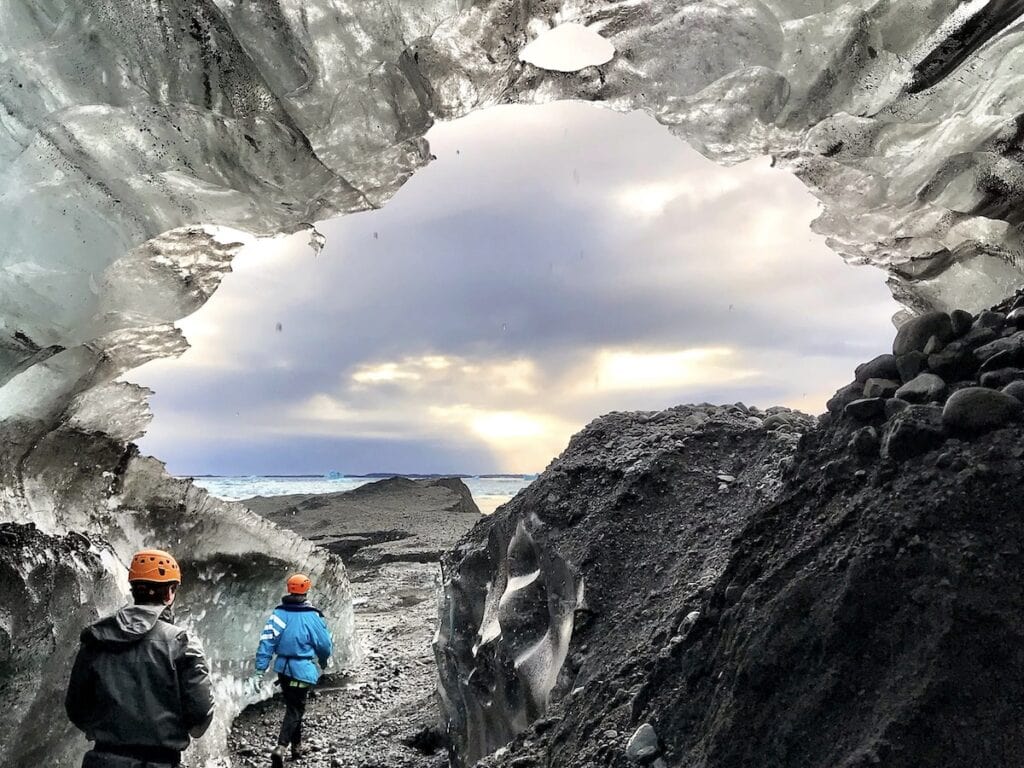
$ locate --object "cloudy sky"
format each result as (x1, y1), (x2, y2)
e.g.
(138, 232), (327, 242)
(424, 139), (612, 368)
(132, 100), (897, 476)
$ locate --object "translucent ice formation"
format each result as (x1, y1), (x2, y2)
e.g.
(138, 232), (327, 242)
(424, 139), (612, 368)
(436, 516), (579, 765)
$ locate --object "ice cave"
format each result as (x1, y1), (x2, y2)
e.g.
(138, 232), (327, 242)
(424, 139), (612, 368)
(5, 1), (1024, 767)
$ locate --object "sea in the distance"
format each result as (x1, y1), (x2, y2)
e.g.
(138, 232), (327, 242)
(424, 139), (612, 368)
(189, 474), (537, 515)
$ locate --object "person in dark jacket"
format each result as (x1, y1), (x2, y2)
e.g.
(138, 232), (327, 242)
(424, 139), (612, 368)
(250, 573), (333, 767)
(66, 548), (215, 768)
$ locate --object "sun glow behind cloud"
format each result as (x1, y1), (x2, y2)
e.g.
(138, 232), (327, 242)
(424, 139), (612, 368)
(589, 348), (755, 391)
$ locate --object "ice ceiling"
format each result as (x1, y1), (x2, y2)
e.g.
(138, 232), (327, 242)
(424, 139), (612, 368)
(6, 0), (1024, 411)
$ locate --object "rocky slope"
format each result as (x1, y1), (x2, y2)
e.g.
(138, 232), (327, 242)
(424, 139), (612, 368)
(442, 304), (1024, 768)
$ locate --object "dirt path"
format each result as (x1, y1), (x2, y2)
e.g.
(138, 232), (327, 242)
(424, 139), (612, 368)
(228, 561), (447, 768)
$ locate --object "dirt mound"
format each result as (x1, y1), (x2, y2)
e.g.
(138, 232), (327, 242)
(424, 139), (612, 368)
(245, 476), (481, 567)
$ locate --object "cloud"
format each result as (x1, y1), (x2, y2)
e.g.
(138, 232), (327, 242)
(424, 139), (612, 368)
(129, 101), (898, 475)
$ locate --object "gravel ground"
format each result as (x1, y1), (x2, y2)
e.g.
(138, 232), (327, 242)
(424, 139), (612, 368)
(228, 560), (448, 768)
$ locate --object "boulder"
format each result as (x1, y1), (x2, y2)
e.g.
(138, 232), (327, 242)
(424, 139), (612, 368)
(1008, 307), (1024, 328)
(974, 332), (1024, 365)
(979, 368), (1024, 389)
(974, 310), (1006, 331)
(942, 387), (1024, 434)
(626, 724), (661, 763)
(881, 405), (946, 461)
(884, 398), (911, 418)
(1003, 381), (1024, 403)
(847, 427), (880, 458)
(960, 325), (998, 350)
(844, 398), (886, 421)
(863, 378), (900, 399)
(927, 341), (977, 381)
(895, 373), (947, 404)
(827, 382), (864, 414)
(854, 354), (899, 383)
(893, 312), (954, 355)
(950, 309), (974, 336)
(896, 352), (927, 383)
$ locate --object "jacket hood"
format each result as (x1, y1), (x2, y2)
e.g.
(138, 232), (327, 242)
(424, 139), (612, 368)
(82, 604), (170, 647)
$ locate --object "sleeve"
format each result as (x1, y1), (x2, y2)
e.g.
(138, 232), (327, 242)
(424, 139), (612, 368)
(255, 612), (284, 672)
(312, 613), (333, 667)
(64, 643), (95, 733)
(177, 632), (215, 738)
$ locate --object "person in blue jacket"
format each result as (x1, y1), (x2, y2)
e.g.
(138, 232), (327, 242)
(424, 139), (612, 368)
(251, 573), (333, 767)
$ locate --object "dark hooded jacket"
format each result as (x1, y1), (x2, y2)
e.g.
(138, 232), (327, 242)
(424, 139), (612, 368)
(65, 604), (214, 753)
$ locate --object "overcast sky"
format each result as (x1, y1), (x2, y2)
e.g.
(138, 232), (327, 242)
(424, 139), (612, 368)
(131, 100), (897, 475)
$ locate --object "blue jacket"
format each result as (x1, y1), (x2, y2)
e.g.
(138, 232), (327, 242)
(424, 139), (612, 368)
(255, 601), (333, 685)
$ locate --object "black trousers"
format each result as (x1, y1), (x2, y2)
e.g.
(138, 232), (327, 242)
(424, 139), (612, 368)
(277, 675), (310, 747)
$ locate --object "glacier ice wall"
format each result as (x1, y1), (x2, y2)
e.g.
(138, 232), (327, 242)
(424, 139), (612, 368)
(0, 523), (124, 768)
(0, 417), (357, 768)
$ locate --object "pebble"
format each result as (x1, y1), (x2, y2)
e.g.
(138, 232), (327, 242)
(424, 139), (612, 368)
(942, 387), (1024, 434)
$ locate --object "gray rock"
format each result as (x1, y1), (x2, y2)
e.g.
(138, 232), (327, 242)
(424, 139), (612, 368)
(626, 723), (660, 763)
(1008, 307), (1024, 327)
(896, 351), (927, 383)
(893, 312), (954, 355)
(827, 382), (863, 414)
(854, 354), (899, 383)
(1003, 380), (1024, 403)
(927, 341), (976, 380)
(882, 405), (946, 461)
(942, 387), (1024, 434)
(960, 325), (998, 351)
(844, 398), (886, 421)
(847, 427), (879, 458)
(895, 373), (947, 404)
(979, 349), (1022, 372)
(950, 309), (974, 336)
(922, 334), (945, 355)
(884, 397), (910, 418)
(863, 378), (900, 399)
(980, 368), (1024, 389)
(974, 332), (1024, 365)
(974, 310), (1006, 332)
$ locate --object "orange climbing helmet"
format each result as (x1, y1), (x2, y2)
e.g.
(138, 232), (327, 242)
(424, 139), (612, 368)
(287, 573), (311, 595)
(128, 549), (181, 584)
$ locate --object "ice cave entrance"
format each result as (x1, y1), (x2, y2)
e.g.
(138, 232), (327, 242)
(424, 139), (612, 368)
(129, 102), (898, 487)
